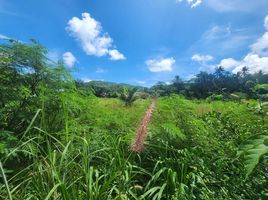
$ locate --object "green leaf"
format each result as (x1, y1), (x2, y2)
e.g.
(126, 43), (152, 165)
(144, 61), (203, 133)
(161, 123), (186, 140)
(238, 133), (268, 176)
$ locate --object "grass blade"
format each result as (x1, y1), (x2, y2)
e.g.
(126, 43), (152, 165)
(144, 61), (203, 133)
(0, 162), (13, 200)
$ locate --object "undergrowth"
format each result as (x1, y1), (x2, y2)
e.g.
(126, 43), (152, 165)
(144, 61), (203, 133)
(1, 94), (268, 199)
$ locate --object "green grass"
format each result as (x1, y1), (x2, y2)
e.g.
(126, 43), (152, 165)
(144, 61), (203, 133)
(1, 95), (268, 199)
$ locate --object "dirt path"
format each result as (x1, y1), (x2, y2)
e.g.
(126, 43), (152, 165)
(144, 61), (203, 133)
(131, 100), (156, 153)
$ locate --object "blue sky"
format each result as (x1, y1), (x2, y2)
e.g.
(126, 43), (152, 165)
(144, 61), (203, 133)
(1, 0), (268, 86)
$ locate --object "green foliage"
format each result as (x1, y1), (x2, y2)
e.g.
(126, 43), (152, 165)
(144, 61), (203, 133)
(0, 39), (73, 133)
(0, 131), (18, 158)
(254, 84), (268, 92)
(148, 95), (268, 198)
(206, 94), (224, 102)
(149, 67), (268, 99)
(160, 123), (186, 141)
(238, 133), (268, 177)
(77, 80), (144, 98)
(120, 87), (139, 106)
(254, 84), (268, 101)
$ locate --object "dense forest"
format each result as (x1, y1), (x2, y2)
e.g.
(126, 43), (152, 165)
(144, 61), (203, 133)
(1, 39), (268, 199)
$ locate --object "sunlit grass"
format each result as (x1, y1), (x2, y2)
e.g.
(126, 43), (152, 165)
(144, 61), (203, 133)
(1, 95), (268, 199)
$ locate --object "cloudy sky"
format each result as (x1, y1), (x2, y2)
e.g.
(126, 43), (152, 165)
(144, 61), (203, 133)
(1, 0), (268, 86)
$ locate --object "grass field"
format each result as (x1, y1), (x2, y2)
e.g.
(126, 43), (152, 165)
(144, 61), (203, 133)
(1, 94), (268, 199)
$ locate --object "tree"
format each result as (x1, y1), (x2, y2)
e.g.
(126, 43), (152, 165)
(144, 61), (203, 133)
(150, 82), (173, 96)
(0, 39), (73, 133)
(190, 71), (214, 98)
(120, 87), (139, 106)
(172, 75), (185, 93)
(241, 66), (249, 77)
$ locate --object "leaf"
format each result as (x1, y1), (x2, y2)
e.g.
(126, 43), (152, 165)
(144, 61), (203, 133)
(0, 162), (12, 200)
(161, 123), (186, 140)
(238, 133), (268, 176)
(44, 183), (61, 200)
(244, 142), (268, 177)
(238, 134), (268, 156)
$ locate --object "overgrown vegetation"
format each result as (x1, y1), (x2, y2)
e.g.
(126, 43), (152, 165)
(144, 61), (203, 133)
(1, 39), (268, 199)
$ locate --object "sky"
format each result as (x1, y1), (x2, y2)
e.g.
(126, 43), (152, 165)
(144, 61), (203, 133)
(1, 0), (268, 86)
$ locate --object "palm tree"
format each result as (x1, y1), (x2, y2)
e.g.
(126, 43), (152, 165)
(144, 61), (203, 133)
(120, 87), (139, 106)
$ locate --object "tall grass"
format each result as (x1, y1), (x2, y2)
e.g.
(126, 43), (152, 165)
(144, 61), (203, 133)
(1, 95), (267, 199)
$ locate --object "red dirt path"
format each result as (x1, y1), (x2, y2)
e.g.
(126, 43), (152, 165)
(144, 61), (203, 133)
(131, 100), (156, 153)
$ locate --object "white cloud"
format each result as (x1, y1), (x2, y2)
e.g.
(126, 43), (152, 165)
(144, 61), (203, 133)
(108, 49), (126, 60)
(218, 58), (240, 70)
(66, 12), (125, 60)
(235, 54), (268, 74)
(192, 54), (214, 71)
(0, 34), (9, 40)
(216, 15), (268, 74)
(192, 54), (213, 62)
(63, 52), (76, 68)
(81, 77), (92, 83)
(250, 16), (268, 56)
(191, 0), (202, 8)
(146, 57), (175, 72)
(220, 54), (268, 74)
(176, 0), (202, 8)
(265, 15), (268, 30)
(165, 81), (171, 85)
(250, 32), (268, 56)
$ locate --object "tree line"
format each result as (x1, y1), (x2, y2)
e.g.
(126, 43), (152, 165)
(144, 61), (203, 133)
(151, 67), (268, 100)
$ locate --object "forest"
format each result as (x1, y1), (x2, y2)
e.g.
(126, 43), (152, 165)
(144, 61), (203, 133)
(0, 38), (268, 199)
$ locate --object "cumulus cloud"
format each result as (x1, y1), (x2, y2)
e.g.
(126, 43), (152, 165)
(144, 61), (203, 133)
(108, 49), (126, 60)
(192, 54), (214, 71)
(176, 0), (202, 8)
(63, 52), (76, 68)
(217, 15), (268, 74)
(250, 32), (268, 56)
(250, 15), (268, 56)
(250, 16), (268, 56)
(218, 54), (268, 74)
(218, 58), (240, 70)
(66, 12), (125, 60)
(192, 54), (213, 62)
(146, 57), (175, 72)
